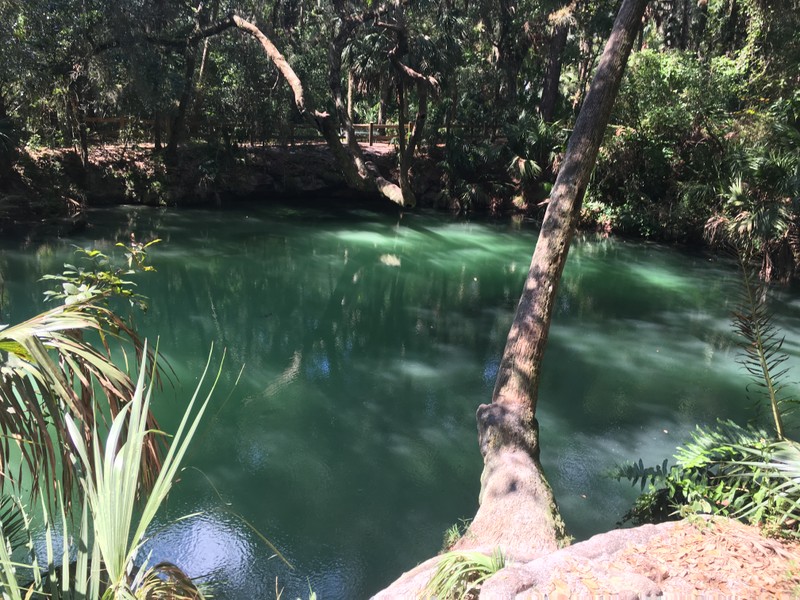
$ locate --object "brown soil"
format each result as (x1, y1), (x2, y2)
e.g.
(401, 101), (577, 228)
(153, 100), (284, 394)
(611, 518), (800, 597)
(517, 518), (800, 599)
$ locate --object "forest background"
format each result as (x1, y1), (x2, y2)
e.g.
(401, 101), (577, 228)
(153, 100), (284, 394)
(0, 0), (798, 282)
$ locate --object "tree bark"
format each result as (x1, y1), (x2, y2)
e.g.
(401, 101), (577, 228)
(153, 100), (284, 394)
(454, 0), (649, 560)
(539, 19), (569, 122)
(378, 13), (439, 207)
(347, 70), (354, 120)
(0, 93), (16, 187)
(233, 14), (409, 205)
(165, 42), (198, 158)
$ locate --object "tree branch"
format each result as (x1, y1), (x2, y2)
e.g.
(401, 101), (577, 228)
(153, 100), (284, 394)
(231, 15), (326, 119)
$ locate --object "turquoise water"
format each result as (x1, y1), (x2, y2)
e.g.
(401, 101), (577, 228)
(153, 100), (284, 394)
(2, 203), (798, 599)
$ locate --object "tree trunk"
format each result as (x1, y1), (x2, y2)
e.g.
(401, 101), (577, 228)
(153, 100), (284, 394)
(166, 6), (235, 159)
(67, 79), (89, 167)
(540, 20), (569, 122)
(496, 0), (518, 104)
(454, 0), (649, 560)
(0, 93), (16, 187)
(153, 110), (163, 151)
(231, 14), (409, 206)
(347, 70), (354, 120)
(166, 26), (201, 158)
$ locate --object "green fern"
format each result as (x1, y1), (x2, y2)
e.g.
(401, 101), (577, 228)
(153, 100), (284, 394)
(732, 254), (795, 438)
(612, 458), (670, 491)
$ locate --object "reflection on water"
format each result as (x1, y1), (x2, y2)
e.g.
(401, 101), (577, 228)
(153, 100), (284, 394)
(2, 204), (799, 599)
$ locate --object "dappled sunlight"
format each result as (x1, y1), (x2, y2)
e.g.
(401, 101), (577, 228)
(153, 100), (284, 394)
(2, 204), (795, 598)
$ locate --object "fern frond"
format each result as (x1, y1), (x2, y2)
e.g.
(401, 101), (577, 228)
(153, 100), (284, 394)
(612, 458), (670, 491)
(732, 254), (794, 438)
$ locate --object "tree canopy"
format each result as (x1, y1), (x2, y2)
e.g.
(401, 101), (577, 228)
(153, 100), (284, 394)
(0, 0), (797, 270)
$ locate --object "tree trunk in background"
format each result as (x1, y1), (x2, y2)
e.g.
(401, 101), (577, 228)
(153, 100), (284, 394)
(453, 0), (649, 560)
(378, 76), (390, 124)
(693, 0), (709, 54)
(379, 11), (439, 207)
(347, 70), (354, 120)
(496, 0), (518, 104)
(67, 78), (89, 167)
(153, 110), (163, 150)
(231, 14), (409, 206)
(539, 19), (569, 122)
(166, 31), (199, 158)
(0, 94), (15, 187)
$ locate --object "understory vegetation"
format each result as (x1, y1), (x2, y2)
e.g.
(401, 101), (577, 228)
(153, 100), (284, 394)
(0, 243), (221, 598)
(617, 251), (800, 537)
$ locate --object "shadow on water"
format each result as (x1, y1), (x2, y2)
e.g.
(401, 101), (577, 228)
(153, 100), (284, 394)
(1, 204), (797, 599)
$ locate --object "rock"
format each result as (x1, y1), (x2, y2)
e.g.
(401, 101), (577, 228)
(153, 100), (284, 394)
(372, 518), (800, 599)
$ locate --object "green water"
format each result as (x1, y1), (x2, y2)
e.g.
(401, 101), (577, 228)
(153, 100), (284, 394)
(2, 203), (799, 599)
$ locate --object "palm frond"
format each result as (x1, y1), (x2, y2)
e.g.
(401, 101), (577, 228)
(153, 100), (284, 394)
(0, 494), (28, 552)
(714, 439), (800, 528)
(66, 342), (218, 596)
(0, 299), (164, 501)
(0, 346), (217, 599)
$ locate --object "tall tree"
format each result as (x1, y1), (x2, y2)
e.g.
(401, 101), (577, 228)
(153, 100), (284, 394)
(539, 4), (573, 122)
(453, 0), (649, 558)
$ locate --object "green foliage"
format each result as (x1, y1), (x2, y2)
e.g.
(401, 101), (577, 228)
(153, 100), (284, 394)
(504, 111), (566, 183)
(731, 255), (797, 437)
(0, 240), (162, 501)
(0, 347), (218, 598)
(618, 253), (800, 533)
(438, 111), (567, 212)
(587, 49), (744, 239)
(41, 239), (159, 309)
(424, 548), (504, 600)
(614, 458), (670, 491)
(615, 420), (797, 529)
(441, 518), (472, 552)
(705, 115), (800, 281)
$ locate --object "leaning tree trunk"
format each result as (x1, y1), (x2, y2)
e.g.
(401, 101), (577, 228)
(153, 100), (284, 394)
(373, 5), (649, 595)
(231, 15), (408, 206)
(452, 0), (649, 560)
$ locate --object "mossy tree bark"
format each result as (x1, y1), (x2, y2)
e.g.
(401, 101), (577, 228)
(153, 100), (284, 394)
(453, 0), (649, 560)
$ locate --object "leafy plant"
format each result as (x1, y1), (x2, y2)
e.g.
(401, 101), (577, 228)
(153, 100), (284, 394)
(617, 252), (800, 534)
(441, 518), (471, 552)
(42, 239), (160, 309)
(732, 254), (796, 439)
(0, 345), (220, 598)
(617, 419), (800, 535)
(0, 242), (164, 500)
(424, 548), (504, 600)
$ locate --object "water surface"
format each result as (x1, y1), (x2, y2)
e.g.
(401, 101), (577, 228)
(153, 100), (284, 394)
(2, 203), (798, 599)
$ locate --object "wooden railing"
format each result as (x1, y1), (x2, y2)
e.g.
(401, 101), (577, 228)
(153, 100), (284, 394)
(83, 117), (500, 146)
(352, 123), (399, 145)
